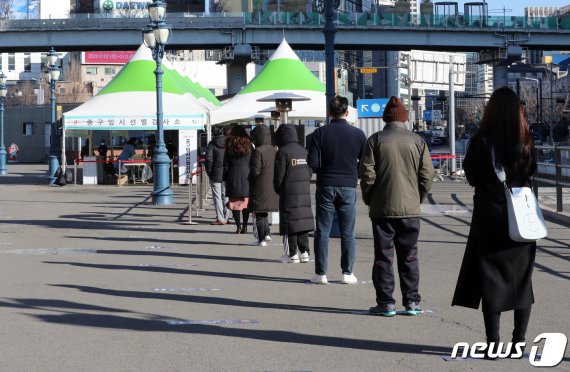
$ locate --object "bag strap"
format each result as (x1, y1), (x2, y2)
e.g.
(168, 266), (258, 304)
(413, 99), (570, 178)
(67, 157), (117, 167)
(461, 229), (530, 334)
(490, 148), (508, 187)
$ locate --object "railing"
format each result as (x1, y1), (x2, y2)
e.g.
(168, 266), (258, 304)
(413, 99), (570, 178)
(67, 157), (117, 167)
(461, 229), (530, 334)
(431, 154), (464, 181)
(533, 145), (570, 212)
(2, 11), (570, 32)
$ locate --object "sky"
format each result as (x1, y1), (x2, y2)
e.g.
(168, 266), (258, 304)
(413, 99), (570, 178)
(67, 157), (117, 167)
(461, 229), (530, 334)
(457, 0), (570, 16)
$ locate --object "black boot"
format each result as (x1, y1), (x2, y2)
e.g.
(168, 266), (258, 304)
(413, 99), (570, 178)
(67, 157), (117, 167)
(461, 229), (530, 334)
(484, 339), (500, 360)
(510, 337), (525, 359)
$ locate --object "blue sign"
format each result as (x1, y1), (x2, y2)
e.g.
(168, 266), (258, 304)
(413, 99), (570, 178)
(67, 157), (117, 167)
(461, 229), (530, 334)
(357, 98), (389, 118)
(423, 110), (432, 121)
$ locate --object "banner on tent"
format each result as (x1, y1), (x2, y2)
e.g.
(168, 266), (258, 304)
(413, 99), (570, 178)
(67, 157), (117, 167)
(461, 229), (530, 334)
(64, 115), (205, 131)
(179, 130), (198, 185)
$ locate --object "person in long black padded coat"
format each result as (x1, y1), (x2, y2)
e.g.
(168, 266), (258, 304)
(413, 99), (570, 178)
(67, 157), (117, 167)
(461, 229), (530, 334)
(273, 124), (314, 263)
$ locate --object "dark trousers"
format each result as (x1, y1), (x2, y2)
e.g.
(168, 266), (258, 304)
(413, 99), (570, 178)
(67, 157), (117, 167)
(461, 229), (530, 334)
(286, 231), (310, 257)
(483, 305), (532, 342)
(254, 212), (270, 242)
(232, 210), (250, 230)
(372, 218), (421, 306)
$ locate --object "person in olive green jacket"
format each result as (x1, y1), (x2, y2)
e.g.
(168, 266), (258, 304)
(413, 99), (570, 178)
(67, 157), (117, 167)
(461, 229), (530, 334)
(359, 96), (434, 317)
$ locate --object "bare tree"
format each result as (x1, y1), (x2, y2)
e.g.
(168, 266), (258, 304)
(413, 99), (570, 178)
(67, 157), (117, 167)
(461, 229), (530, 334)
(0, 0), (14, 19)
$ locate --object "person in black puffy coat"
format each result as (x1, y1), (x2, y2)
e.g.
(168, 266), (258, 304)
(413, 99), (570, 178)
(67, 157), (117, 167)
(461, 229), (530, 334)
(249, 125), (279, 245)
(206, 126), (229, 225)
(274, 124), (314, 263)
(224, 125), (253, 234)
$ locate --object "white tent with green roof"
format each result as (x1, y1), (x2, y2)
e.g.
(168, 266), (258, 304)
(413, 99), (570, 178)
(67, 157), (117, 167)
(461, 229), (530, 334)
(210, 39), (354, 125)
(64, 44), (219, 133)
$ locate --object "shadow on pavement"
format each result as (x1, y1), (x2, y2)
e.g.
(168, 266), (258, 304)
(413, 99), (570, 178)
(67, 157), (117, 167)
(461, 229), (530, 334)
(51, 284), (359, 315)
(44, 261), (303, 283)
(92, 249), (277, 263)
(0, 295), (452, 355)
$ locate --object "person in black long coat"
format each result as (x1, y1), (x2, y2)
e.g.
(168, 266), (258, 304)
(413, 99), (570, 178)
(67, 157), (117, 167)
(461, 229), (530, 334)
(452, 87), (537, 354)
(206, 126), (229, 225)
(224, 125), (253, 234)
(249, 125), (279, 245)
(274, 124), (314, 263)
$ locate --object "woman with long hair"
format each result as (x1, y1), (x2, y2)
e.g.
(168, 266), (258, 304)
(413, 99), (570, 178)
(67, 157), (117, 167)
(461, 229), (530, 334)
(452, 87), (537, 356)
(224, 125), (253, 234)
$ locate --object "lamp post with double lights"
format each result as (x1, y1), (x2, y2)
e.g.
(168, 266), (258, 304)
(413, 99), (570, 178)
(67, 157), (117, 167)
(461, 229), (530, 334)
(0, 72), (7, 175)
(46, 47), (60, 186)
(143, 0), (173, 205)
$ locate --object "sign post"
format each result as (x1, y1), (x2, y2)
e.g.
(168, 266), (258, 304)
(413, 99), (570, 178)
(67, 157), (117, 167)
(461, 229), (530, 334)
(356, 98), (390, 118)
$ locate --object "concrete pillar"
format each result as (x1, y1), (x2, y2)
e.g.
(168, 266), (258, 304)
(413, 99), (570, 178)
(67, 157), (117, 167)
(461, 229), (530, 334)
(226, 64), (248, 95)
(493, 60), (509, 89)
(387, 51), (400, 98)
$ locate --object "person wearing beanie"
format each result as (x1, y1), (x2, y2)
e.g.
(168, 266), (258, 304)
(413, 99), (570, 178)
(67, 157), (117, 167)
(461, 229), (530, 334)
(359, 95), (434, 317)
(382, 96), (409, 123)
(307, 95), (367, 285)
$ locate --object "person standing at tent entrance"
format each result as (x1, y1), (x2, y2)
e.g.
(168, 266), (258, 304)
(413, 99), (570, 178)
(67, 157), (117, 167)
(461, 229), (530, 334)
(98, 139), (108, 160)
(359, 96), (434, 317)
(307, 95), (367, 285)
(206, 126), (230, 225)
(224, 125), (253, 234)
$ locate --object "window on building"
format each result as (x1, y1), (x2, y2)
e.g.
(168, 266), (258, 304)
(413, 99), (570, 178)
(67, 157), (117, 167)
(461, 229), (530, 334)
(23, 122), (33, 136)
(86, 67), (97, 75)
(8, 53), (15, 71)
(24, 53), (31, 72)
(104, 67), (115, 75)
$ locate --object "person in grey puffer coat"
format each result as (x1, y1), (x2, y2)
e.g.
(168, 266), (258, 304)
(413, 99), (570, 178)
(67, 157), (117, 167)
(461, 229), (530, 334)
(206, 126), (229, 225)
(274, 124), (314, 263)
(249, 125), (279, 245)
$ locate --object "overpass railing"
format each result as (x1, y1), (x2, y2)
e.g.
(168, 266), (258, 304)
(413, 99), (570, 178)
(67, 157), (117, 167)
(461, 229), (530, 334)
(534, 145), (570, 212)
(2, 12), (570, 32)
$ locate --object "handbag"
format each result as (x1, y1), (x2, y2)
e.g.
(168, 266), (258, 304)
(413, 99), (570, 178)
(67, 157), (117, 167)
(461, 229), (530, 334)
(491, 149), (547, 242)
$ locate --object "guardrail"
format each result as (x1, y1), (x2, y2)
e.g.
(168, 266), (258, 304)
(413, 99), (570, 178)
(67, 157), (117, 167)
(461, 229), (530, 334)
(534, 145), (570, 212)
(1, 12), (570, 32)
(431, 154), (464, 181)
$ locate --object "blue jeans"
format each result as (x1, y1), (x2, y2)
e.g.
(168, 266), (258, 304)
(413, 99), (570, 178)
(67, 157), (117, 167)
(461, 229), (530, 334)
(314, 185), (357, 275)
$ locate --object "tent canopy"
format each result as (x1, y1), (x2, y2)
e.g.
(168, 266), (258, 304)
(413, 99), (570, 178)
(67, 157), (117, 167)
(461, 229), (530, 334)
(64, 44), (219, 133)
(210, 39), (356, 125)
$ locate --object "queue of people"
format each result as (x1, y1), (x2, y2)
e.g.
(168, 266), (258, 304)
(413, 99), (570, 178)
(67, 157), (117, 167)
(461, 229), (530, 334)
(204, 89), (538, 358)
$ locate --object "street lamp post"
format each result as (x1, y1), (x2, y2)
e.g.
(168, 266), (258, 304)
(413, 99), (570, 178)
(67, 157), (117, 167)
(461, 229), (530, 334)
(47, 47), (60, 186)
(316, 0), (339, 123)
(0, 72), (7, 175)
(143, 0), (173, 205)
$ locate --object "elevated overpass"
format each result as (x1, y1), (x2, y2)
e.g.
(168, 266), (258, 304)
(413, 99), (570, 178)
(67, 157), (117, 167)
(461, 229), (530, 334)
(2, 12), (570, 52)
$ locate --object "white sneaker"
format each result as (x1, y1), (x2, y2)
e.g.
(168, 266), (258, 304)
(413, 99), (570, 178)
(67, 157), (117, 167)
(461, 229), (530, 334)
(310, 274), (328, 284)
(259, 241), (267, 247)
(264, 235), (272, 242)
(280, 254), (300, 263)
(300, 252), (310, 263)
(340, 273), (358, 284)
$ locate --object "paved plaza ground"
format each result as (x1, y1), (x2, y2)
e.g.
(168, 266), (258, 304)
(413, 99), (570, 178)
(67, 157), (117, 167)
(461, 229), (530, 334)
(0, 164), (568, 372)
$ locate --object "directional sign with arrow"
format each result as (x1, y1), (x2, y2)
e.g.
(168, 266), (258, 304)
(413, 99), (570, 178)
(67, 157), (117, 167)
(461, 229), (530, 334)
(357, 98), (390, 118)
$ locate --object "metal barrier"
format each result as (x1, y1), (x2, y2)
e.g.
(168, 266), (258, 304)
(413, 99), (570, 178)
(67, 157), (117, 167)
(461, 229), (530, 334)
(431, 154), (464, 181)
(534, 145), (570, 212)
(186, 166), (208, 224)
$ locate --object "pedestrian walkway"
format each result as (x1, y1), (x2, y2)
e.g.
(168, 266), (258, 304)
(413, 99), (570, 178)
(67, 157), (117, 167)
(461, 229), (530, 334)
(0, 164), (568, 371)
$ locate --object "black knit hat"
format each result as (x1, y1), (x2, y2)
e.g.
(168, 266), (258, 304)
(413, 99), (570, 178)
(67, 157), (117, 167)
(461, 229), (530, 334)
(383, 96), (408, 123)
